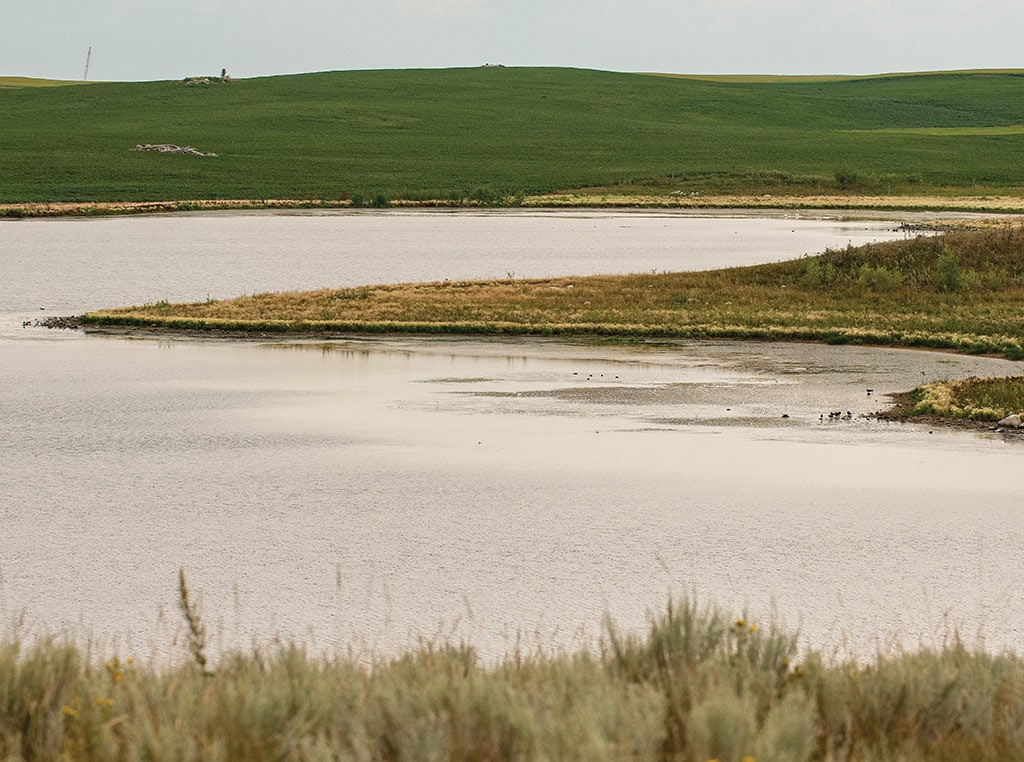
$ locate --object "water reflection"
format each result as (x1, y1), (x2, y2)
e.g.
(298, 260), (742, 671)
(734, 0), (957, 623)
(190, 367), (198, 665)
(2, 332), (1022, 662)
(3, 209), (1022, 662)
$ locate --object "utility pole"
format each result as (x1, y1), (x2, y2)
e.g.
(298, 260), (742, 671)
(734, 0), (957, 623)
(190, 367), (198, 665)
(83, 47), (92, 81)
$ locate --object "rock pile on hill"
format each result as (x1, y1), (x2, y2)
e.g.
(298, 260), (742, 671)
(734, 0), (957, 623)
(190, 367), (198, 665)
(132, 144), (217, 157)
(183, 73), (230, 86)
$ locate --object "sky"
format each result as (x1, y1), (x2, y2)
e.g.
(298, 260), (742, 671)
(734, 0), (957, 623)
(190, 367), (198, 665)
(3, 0), (1023, 82)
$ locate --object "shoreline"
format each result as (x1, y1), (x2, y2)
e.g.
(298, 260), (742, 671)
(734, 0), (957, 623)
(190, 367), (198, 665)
(76, 226), (1024, 360)
(3, 193), (1024, 220)
(60, 322), (1024, 435)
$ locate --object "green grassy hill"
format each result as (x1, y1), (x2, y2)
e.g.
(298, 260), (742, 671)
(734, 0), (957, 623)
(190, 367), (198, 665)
(2, 67), (1024, 203)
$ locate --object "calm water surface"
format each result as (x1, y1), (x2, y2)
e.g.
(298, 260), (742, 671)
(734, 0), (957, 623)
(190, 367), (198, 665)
(2, 210), (1022, 662)
(3, 208), (918, 320)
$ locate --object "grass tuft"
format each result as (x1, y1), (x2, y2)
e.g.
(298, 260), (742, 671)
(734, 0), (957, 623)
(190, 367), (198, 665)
(887, 375), (1024, 422)
(177, 568), (211, 676)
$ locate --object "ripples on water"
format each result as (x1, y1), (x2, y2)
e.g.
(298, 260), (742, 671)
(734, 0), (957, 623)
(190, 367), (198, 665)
(2, 211), (1022, 662)
(2, 209), (909, 319)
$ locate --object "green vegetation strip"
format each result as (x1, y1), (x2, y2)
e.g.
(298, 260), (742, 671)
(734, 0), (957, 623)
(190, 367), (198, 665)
(85, 227), (1024, 360)
(4, 67), (1024, 203)
(5, 591), (1024, 760)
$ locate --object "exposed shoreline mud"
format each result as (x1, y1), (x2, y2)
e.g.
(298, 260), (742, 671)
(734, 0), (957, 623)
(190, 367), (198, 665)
(3, 194), (1024, 220)
(33, 315), (1024, 439)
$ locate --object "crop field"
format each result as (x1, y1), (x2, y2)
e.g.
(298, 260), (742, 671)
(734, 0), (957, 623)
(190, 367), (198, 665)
(2, 68), (1024, 203)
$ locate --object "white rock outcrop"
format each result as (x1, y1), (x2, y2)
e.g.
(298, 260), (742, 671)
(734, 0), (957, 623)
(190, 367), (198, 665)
(996, 413), (1023, 429)
(132, 144), (216, 157)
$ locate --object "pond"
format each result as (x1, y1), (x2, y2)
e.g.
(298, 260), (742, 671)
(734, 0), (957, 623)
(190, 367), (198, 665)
(2, 209), (1021, 662)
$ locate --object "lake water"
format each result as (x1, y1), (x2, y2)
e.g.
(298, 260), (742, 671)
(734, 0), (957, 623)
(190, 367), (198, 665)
(1, 207), (938, 319)
(2, 209), (1022, 663)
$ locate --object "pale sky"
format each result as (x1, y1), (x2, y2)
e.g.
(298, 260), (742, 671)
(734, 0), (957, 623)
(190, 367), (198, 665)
(4, 0), (1022, 82)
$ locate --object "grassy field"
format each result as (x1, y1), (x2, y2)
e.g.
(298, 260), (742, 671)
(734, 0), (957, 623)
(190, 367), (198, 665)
(2, 68), (1024, 205)
(0, 76), (84, 88)
(0, 76), (80, 88)
(83, 226), (1024, 362)
(5, 587), (1024, 762)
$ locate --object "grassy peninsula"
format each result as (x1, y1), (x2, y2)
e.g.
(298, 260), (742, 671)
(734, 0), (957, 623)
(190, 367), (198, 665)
(2, 68), (1024, 209)
(6, 592), (1024, 762)
(882, 375), (1024, 425)
(84, 226), (1024, 360)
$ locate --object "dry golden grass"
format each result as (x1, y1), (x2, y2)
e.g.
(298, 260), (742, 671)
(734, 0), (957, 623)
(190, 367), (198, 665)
(5, 193), (1024, 218)
(84, 227), (1024, 360)
(522, 192), (1024, 215)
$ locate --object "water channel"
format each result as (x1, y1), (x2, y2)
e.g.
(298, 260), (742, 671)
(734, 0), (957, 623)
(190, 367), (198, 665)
(2, 209), (1022, 663)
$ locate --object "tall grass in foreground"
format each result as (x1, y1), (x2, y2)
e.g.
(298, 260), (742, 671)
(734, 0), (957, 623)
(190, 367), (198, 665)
(3, 592), (1024, 761)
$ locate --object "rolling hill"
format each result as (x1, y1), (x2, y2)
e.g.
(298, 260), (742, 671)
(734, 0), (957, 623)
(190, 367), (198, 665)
(2, 67), (1023, 203)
